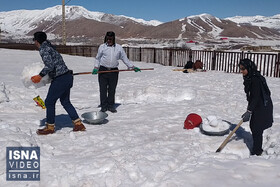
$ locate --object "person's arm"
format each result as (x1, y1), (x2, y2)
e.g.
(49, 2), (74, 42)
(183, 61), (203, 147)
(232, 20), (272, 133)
(242, 77), (262, 122)
(247, 77), (262, 112)
(31, 48), (54, 83)
(94, 45), (103, 69)
(38, 49), (55, 77)
(119, 46), (134, 68)
(92, 45), (103, 74)
(119, 46), (141, 72)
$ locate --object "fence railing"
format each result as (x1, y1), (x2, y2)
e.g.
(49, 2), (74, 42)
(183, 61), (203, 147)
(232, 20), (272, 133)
(1, 43), (280, 77)
(0, 43), (99, 57)
(124, 47), (280, 77)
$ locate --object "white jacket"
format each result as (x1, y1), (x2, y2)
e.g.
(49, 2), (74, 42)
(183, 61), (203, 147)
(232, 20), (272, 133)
(94, 43), (134, 69)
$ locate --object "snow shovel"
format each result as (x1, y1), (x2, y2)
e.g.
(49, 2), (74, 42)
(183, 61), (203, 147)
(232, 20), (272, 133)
(215, 119), (243, 153)
(73, 68), (154, 75)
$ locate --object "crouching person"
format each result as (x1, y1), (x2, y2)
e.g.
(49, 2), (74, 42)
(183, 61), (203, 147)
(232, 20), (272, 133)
(193, 60), (203, 71)
(31, 31), (86, 135)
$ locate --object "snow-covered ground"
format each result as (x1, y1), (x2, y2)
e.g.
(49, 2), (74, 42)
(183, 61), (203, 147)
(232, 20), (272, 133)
(0, 48), (280, 187)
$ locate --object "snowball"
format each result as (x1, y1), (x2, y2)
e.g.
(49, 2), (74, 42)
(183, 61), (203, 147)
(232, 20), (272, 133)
(204, 115), (219, 127)
(266, 148), (275, 155)
(206, 115), (217, 122)
(201, 115), (230, 133)
(209, 119), (219, 127)
(21, 62), (51, 89)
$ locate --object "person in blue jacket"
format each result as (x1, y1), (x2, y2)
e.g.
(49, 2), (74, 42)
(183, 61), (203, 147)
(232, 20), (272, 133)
(239, 59), (273, 156)
(31, 31), (86, 135)
(92, 31), (141, 113)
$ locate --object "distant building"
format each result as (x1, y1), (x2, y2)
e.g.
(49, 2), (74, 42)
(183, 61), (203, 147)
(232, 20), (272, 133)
(241, 46), (272, 52)
(220, 37), (228, 40)
(186, 40), (196, 43)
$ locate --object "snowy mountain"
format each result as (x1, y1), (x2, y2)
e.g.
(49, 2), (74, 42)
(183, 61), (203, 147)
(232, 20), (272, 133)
(0, 5), (280, 45)
(225, 14), (280, 32)
(146, 13), (280, 41)
(0, 5), (162, 37)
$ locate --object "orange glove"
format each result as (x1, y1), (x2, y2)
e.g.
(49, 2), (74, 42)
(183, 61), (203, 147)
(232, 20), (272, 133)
(31, 75), (42, 83)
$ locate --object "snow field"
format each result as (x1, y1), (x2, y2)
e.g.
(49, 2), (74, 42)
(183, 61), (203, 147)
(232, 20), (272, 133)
(0, 49), (280, 186)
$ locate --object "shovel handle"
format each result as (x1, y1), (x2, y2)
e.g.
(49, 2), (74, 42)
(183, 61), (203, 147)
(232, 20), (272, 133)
(73, 68), (154, 75)
(215, 119), (243, 153)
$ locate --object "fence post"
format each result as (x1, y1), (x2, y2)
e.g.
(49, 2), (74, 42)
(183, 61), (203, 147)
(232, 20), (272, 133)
(168, 49), (172, 66)
(139, 47), (142, 61)
(126, 47), (130, 59)
(211, 50), (216, 70)
(189, 49), (193, 62)
(153, 48), (156, 63)
(275, 52), (280, 77)
(241, 51), (244, 59)
(82, 47), (85, 56)
(75, 46), (78, 56)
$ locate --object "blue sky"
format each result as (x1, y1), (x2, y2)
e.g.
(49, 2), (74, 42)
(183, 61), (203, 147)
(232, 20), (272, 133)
(1, 0), (280, 22)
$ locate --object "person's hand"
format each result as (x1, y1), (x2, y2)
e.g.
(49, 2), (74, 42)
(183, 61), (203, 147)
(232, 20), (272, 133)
(92, 68), (98, 75)
(133, 67), (141, 72)
(31, 75), (42, 83)
(241, 110), (252, 122)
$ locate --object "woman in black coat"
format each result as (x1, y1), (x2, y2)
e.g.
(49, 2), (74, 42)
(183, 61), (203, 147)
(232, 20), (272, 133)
(239, 59), (273, 156)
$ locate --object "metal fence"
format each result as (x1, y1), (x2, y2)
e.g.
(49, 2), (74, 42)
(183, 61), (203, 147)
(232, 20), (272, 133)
(124, 47), (280, 77)
(0, 43), (99, 57)
(1, 43), (280, 77)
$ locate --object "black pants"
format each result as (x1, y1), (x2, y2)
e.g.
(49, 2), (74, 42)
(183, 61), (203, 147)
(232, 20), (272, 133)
(251, 129), (264, 155)
(98, 66), (119, 110)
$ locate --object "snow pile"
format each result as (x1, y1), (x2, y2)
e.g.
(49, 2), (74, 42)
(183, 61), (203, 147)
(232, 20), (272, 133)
(21, 62), (51, 89)
(117, 85), (196, 104)
(200, 115), (230, 135)
(0, 82), (9, 103)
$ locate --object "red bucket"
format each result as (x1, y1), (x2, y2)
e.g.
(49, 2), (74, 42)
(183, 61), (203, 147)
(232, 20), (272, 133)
(184, 113), (202, 129)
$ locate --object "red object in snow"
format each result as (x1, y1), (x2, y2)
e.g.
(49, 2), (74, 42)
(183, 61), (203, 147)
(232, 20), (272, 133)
(184, 113), (202, 129)
(220, 37), (228, 40)
(186, 40), (196, 43)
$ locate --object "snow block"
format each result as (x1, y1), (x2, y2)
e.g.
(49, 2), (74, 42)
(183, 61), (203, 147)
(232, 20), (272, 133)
(200, 115), (230, 136)
(21, 62), (51, 89)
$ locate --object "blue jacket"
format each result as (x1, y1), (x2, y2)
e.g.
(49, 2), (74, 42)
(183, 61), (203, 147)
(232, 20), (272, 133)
(39, 41), (69, 79)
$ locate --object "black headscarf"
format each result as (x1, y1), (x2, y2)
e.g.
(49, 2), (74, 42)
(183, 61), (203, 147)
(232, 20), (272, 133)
(239, 59), (271, 105)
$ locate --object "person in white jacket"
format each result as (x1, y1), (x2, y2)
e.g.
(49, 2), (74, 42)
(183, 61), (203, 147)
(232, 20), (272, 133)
(92, 31), (141, 113)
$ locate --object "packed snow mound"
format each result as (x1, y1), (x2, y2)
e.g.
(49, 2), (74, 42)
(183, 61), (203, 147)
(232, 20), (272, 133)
(21, 62), (51, 89)
(0, 82), (9, 103)
(200, 115), (230, 135)
(117, 86), (196, 103)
